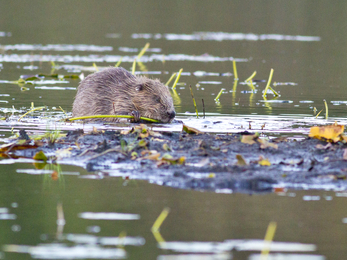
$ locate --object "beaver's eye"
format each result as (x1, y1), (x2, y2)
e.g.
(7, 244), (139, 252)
(155, 96), (161, 103)
(136, 84), (144, 91)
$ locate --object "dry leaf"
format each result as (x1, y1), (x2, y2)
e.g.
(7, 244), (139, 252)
(309, 124), (344, 142)
(142, 153), (160, 161)
(236, 154), (247, 166)
(241, 134), (259, 145)
(182, 124), (203, 134)
(258, 155), (271, 166)
(316, 143), (333, 150)
(258, 139), (278, 149)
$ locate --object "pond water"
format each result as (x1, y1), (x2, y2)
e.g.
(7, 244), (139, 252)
(1, 0), (347, 259)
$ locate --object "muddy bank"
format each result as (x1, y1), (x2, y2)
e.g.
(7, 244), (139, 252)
(7, 125), (347, 193)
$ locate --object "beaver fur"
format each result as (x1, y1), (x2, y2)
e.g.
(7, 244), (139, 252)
(72, 67), (176, 123)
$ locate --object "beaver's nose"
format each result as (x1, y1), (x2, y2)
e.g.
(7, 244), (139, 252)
(167, 111), (176, 119)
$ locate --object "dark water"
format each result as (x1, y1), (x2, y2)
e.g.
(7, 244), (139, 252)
(1, 1), (347, 259)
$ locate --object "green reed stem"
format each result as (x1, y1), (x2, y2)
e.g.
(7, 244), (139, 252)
(189, 85), (199, 118)
(165, 73), (177, 86)
(263, 68), (274, 98)
(172, 68), (183, 89)
(233, 60), (238, 80)
(214, 88), (225, 101)
(323, 99), (328, 120)
(68, 115), (159, 123)
(115, 58), (123, 67)
(132, 59), (136, 75)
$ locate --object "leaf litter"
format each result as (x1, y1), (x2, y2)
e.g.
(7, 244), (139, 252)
(3, 123), (347, 193)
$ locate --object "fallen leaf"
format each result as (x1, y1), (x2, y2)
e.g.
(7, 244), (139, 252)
(142, 153), (161, 161)
(316, 143), (333, 150)
(236, 154), (247, 166)
(241, 133), (259, 145)
(33, 151), (47, 162)
(182, 124), (203, 134)
(258, 139), (278, 149)
(309, 124), (344, 142)
(162, 143), (171, 151)
(258, 155), (271, 166)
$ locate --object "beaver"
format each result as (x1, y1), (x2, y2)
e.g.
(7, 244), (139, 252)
(72, 67), (176, 123)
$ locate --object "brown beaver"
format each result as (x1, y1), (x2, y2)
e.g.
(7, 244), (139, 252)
(72, 67), (176, 123)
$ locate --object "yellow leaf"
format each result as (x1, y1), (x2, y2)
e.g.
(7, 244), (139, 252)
(258, 139), (278, 149)
(241, 133), (259, 145)
(258, 156), (271, 166)
(309, 124), (344, 142)
(33, 151), (47, 162)
(182, 124), (202, 134)
(236, 154), (247, 166)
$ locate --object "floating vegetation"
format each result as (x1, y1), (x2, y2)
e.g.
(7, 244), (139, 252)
(132, 32), (321, 42)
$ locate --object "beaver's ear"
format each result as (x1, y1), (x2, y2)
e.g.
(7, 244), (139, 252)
(136, 84), (144, 91)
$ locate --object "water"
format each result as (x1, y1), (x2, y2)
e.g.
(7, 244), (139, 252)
(1, 0), (347, 259)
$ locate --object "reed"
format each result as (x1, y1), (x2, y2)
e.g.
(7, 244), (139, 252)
(18, 106), (46, 122)
(132, 59), (136, 75)
(245, 71), (257, 91)
(93, 63), (99, 72)
(260, 221), (277, 260)
(214, 88), (225, 101)
(151, 207), (170, 232)
(165, 73), (177, 86)
(202, 99), (205, 119)
(232, 60), (238, 80)
(245, 71), (257, 82)
(263, 68), (273, 98)
(59, 106), (67, 117)
(68, 115), (159, 123)
(137, 43), (150, 60)
(189, 85), (199, 118)
(115, 58), (123, 67)
(323, 99), (328, 119)
(315, 108), (323, 118)
(172, 68), (183, 89)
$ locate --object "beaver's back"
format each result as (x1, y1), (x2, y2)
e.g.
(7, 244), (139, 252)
(72, 67), (137, 119)
(72, 67), (176, 123)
